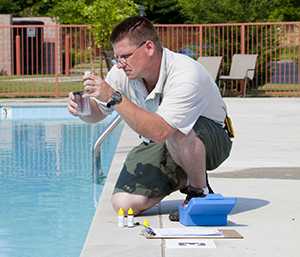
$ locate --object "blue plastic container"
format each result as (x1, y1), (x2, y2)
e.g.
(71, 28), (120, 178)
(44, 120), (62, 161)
(179, 194), (236, 226)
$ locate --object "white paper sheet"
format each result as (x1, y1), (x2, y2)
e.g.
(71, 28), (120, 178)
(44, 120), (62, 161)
(152, 227), (224, 238)
(165, 239), (216, 249)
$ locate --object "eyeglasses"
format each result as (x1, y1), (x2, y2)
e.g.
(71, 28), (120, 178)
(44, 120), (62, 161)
(113, 41), (146, 65)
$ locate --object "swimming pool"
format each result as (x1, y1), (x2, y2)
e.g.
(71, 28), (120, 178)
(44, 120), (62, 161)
(0, 105), (123, 257)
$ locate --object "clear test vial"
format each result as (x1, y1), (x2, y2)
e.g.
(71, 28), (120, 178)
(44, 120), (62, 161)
(73, 91), (91, 116)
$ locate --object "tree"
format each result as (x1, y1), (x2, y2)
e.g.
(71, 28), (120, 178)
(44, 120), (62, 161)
(49, 0), (137, 47)
(49, 0), (137, 74)
(134, 0), (186, 23)
(0, 0), (20, 14)
(177, 0), (300, 23)
(269, 0), (300, 21)
(177, 0), (238, 23)
(83, 0), (137, 48)
(0, 0), (56, 16)
(48, 0), (88, 24)
(177, 0), (270, 23)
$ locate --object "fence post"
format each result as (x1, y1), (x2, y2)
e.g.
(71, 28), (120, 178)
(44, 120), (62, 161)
(15, 35), (21, 76)
(65, 34), (70, 75)
(199, 25), (203, 57)
(240, 24), (246, 95)
(54, 24), (60, 97)
(240, 24), (245, 54)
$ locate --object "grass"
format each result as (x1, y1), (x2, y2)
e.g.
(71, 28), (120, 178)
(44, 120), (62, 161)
(0, 57), (110, 98)
(258, 83), (300, 91)
(0, 79), (83, 98)
(250, 83), (300, 97)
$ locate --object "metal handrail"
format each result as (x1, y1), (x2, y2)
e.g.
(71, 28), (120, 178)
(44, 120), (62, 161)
(92, 114), (122, 184)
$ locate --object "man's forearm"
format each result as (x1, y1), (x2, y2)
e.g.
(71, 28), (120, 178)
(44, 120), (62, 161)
(80, 75), (173, 139)
(115, 96), (175, 143)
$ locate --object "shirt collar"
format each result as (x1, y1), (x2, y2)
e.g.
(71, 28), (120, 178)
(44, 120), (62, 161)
(146, 48), (167, 100)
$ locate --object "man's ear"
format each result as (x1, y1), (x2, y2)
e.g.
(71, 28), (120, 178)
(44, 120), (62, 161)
(145, 40), (155, 57)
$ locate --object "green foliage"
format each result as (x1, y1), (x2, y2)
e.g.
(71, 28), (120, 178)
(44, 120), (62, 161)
(19, 0), (55, 16)
(84, 0), (138, 47)
(1, 0), (137, 48)
(49, 0), (137, 48)
(134, 0), (186, 23)
(177, 0), (300, 23)
(0, 0), (55, 16)
(0, 0), (20, 14)
(269, 0), (300, 21)
(48, 0), (88, 24)
(177, 0), (243, 23)
(244, 0), (276, 22)
(3, 0), (299, 24)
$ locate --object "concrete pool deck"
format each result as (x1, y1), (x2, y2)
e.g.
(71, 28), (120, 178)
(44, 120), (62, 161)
(81, 97), (300, 257)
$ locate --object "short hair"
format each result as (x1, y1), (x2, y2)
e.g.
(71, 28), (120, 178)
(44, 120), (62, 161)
(110, 16), (161, 49)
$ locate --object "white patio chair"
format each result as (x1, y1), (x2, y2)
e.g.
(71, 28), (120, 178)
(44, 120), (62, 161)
(219, 54), (258, 96)
(197, 56), (223, 82)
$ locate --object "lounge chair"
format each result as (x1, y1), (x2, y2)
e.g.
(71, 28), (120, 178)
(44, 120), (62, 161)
(197, 56), (223, 82)
(219, 54), (258, 96)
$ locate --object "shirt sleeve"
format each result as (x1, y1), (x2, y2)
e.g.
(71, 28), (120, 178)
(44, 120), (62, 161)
(104, 65), (126, 92)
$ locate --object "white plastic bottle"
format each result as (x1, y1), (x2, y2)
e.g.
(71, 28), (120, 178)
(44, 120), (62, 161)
(127, 208), (135, 228)
(117, 208), (125, 227)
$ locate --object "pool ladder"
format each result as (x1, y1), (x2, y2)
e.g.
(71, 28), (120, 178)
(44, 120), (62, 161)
(92, 114), (122, 184)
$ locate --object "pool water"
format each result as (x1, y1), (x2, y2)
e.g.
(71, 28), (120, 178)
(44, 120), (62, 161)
(0, 113), (123, 257)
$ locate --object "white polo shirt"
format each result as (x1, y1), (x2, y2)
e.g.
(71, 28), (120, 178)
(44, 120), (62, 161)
(104, 48), (227, 135)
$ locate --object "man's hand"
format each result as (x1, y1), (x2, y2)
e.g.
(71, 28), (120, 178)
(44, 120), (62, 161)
(67, 92), (79, 116)
(67, 73), (109, 123)
(83, 73), (113, 103)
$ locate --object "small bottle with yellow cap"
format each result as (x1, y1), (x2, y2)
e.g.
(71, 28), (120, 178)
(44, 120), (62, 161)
(143, 219), (150, 228)
(127, 208), (135, 227)
(117, 208), (125, 227)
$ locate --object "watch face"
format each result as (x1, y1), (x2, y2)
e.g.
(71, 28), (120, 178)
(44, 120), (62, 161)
(112, 91), (122, 104)
(106, 91), (122, 108)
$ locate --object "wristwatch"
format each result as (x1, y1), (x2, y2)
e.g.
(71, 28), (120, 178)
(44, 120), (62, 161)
(106, 90), (123, 108)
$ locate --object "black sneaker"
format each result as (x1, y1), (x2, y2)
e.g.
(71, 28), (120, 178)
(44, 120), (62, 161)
(169, 186), (207, 222)
(183, 186), (206, 205)
(180, 172), (214, 195)
(169, 171), (214, 222)
(180, 184), (214, 195)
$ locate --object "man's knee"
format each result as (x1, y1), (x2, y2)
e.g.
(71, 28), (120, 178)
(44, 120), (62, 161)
(111, 192), (161, 214)
(167, 129), (203, 150)
(166, 130), (205, 164)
